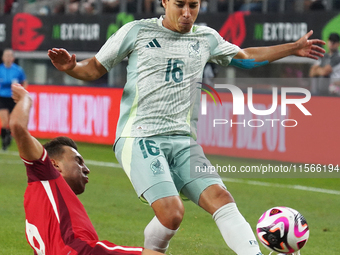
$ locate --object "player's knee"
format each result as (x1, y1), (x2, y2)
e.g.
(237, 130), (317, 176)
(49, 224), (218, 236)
(163, 201), (184, 229)
(215, 187), (234, 202)
(199, 184), (235, 214)
(170, 204), (185, 227)
(152, 196), (184, 229)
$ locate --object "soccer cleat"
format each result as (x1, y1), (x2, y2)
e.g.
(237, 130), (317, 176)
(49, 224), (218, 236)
(7, 134), (12, 147)
(2, 131), (12, 151)
(2, 141), (8, 151)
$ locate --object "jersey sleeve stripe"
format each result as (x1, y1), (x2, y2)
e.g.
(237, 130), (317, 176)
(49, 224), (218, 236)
(41, 149), (48, 161)
(21, 158), (33, 165)
(96, 242), (143, 252)
(21, 148), (48, 165)
(41, 180), (60, 223)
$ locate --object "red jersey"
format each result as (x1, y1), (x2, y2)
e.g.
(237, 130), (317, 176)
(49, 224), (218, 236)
(23, 149), (143, 255)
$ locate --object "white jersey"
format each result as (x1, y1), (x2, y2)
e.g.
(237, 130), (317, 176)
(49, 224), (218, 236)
(95, 16), (240, 140)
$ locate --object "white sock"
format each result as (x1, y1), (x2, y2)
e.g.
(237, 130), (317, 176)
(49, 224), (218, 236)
(144, 216), (178, 253)
(213, 203), (262, 255)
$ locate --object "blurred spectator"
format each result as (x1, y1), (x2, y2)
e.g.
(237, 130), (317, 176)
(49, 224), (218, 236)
(309, 33), (340, 95)
(102, 0), (120, 13)
(53, 2), (65, 14)
(239, 0), (262, 12)
(82, 0), (98, 14)
(238, 0), (281, 13)
(38, 5), (51, 15)
(309, 0), (325, 10)
(4, 0), (15, 13)
(144, 0), (153, 13)
(52, 0), (84, 14)
(200, 0), (208, 13)
(21, 0), (52, 15)
(304, 0), (325, 11)
(68, 0), (80, 14)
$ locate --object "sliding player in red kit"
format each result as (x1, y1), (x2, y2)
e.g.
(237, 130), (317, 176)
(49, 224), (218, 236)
(9, 83), (164, 255)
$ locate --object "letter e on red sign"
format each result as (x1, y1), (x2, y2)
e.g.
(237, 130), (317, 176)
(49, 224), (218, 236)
(12, 13), (44, 51)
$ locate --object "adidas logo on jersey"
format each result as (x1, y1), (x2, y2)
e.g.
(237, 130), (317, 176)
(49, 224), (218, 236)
(146, 38), (161, 48)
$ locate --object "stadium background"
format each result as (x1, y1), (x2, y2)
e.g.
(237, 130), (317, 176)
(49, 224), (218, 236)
(0, 0), (339, 254)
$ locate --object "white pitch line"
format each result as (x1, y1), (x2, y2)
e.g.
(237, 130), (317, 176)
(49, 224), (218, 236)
(222, 178), (340, 195)
(0, 159), (22, 164)
(85, 160), (121, 168)
(1, 150), (339, 196)
(0, 151), (121, 168)
(0, 150), (19, 156)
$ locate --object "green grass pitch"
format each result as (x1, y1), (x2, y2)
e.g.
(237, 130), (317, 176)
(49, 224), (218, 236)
(0, 141), (339, 254)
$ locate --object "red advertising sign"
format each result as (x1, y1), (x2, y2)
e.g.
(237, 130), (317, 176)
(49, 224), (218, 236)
(16, 85), (339, 165)
(12, 13), (44, 51)
(27, 85), (122, 145)
(219, 11), (250, 47)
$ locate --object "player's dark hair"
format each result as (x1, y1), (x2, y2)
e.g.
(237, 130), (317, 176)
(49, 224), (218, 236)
(44, 136), (78, 159)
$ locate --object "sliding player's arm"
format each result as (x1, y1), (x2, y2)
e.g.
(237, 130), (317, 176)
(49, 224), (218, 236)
(9, 83), (43, 161)
(231, 30), (325, 69)
(48, 48), (107, 81)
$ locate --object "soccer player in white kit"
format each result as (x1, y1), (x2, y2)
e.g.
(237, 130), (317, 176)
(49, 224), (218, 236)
(48, 1), (325, 254)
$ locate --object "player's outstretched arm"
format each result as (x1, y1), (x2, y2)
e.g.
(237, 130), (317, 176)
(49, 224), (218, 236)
(9, 83), (43, 161)
(48, 48), (107, 81)
(234, 30), (325, 64)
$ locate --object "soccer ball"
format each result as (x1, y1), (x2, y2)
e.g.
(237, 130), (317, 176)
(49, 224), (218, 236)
(256, 207), (309, 254)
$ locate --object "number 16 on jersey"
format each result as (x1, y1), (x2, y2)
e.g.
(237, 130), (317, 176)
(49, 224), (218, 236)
(165, 59), (184, 83)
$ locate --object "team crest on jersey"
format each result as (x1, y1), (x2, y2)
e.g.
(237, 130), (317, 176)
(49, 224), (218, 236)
(150, 158), (165, 175)
(188, 40), (201, 59)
